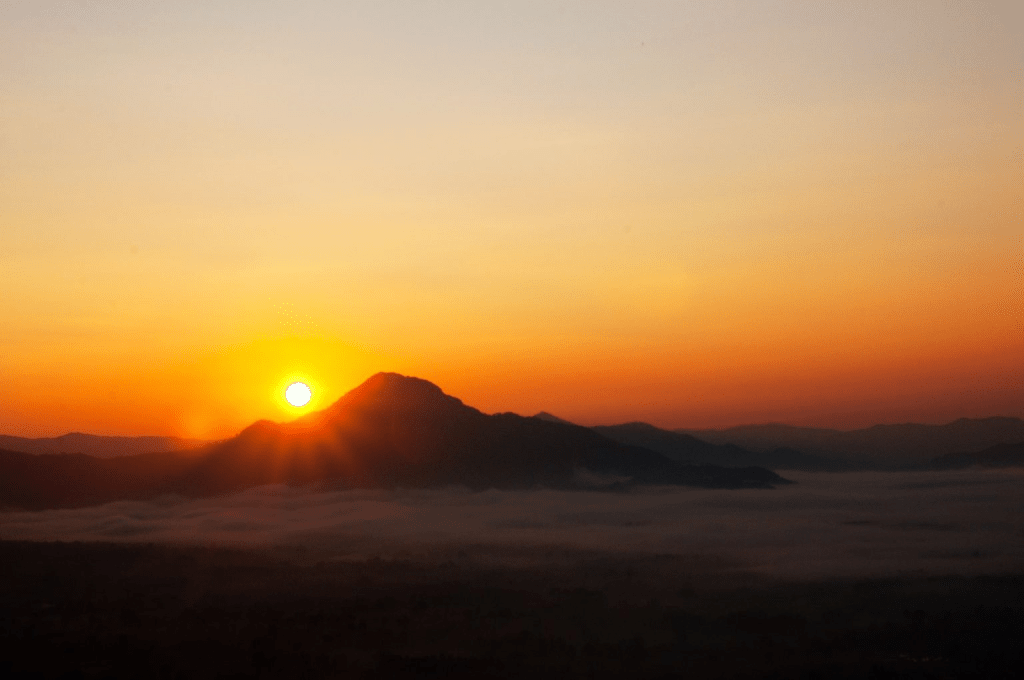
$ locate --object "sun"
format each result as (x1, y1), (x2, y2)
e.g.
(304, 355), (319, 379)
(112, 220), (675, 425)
(285, 381), (312, 407)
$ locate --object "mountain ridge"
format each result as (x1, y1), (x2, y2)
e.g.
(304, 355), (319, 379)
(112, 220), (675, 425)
(0, 432), (209, 459)
(678, 417), (1024, 468)
(591, 422), (849, 472)
(0, 374), (788, 510)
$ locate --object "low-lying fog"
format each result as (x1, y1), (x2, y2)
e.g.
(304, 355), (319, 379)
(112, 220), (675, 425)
(3, 470), (1022, 581)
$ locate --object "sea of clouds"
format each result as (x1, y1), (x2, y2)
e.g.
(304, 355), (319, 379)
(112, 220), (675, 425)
(2, 469), (1022, 581)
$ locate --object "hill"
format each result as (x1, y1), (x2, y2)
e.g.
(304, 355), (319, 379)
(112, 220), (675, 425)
(0, 432), (208, 459)
(0, 448), (196, 510)
(930, 441), (1024, 470)
(532, 411), (576, 425)
(592, 422), (847, 471)
(679, 417), (1024, 470)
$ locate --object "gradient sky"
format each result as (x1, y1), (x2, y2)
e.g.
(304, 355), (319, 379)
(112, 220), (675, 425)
(2, 1), (1021, 438)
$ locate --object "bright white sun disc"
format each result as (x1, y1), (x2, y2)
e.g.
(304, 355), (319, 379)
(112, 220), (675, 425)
(285, 381), (312, 407)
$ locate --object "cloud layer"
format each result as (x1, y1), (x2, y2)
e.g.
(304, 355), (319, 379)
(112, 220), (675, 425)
(3, 470), (1022, 581)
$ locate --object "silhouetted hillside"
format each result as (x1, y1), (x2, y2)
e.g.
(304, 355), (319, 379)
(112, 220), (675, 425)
(930, 441), (1024, 470)
(0, 448), (194, 510)
(0, 374), (788, 510)
(592, 422), (847, 471)
(680, 417), (1024, 470)
(532, 411), (575, 425)
(175, 374), (788, 496)
(0, 432), (208, 459)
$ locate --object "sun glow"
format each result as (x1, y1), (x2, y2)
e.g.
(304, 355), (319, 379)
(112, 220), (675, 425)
(285, 382), (312, 407)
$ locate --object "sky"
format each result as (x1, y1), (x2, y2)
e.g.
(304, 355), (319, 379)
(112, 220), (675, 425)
(1, 1), (1021, 438)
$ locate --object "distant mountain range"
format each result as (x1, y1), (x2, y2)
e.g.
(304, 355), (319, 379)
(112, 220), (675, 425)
(677, 418), (1024, 470)
(0, 433), (207, 459)
(931, 441), (1024, 470)
(532, 415), (1024, 472)
(589, 423), (848, 472)
(5, 382), (1020, 511)
(0, 374), (787, 510)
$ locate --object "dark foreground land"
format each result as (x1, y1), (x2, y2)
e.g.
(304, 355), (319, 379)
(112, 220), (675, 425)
(1, 540), (1021, 679)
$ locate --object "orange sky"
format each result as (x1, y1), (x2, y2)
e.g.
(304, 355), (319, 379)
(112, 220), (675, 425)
(1, 1), (1021, 438)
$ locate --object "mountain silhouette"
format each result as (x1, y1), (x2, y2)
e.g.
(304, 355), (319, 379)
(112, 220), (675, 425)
(532, 412), (576, 425)
(679, 417), (1024, 470)
(0, 374), (788, 510)
(174, 373), (788, 495)
(526, 416), (846, 471)
(591, 422), (847, 472)
(930, 441), (1024, 470)
(0, 448), (195, 510)
(0, 432), (208, 459)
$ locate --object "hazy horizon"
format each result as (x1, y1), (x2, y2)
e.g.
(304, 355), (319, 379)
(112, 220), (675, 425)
(2, 373), (1023, 442)
(2, 2), (1021, 439)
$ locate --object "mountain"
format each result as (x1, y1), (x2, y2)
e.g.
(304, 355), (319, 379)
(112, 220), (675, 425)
(679, 417), (1024, 470)
(0, 432), (208, 459)
(173, 374), (788, 496)
(930, 441), (1024, 470)
(591, 422), (848, 471)
(532, 412), (575, 425)
(0, 374), (788, 510)
(0, 448), (196, 511)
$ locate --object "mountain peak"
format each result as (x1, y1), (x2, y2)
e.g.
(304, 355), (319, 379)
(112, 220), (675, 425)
(363, 372), (444, 392)
(353, 372), (449, 400)
(325, 372), (467, 416)
(533, 411), (575, 425)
